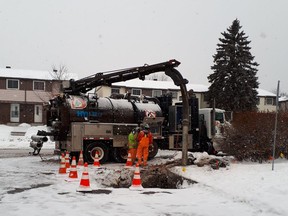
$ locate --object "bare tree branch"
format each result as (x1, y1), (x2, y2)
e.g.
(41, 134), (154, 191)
(50, 64), (69, 80)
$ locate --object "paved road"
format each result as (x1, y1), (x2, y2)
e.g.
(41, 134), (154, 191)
(0, 148), (55, 158)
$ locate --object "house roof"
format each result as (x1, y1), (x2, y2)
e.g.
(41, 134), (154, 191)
(112, 79), (209, 92)
(279, 96), (288, 102)
(0, 68), (78, 80)
(257, 89), (276, 97)
(112, 79), (275, 97)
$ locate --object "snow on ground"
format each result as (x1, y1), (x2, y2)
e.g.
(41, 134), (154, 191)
(0, 124), (288, 216)
(0, 123), (54, 149)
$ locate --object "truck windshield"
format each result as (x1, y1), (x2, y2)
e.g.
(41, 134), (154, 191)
(215, 112), (224, 123)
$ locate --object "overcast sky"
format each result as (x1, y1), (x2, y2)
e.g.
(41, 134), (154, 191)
(0, 0), (287, 93)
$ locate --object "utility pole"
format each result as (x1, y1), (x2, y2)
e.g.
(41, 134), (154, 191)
(272, 80), (280, 171)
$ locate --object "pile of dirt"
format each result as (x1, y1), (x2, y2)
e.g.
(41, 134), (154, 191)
(98, 164), (197, 189)
(96, 156), (197, 189)
(94, 153), (231, 189)
(194, 155), (231, 169)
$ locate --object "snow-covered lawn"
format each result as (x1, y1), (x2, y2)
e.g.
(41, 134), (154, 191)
(0, 124), (287, 216)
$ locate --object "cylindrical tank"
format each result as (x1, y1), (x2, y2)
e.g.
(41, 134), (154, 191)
(133, 101), (162, 119)
(66, 96), (162, 123)
(97, 98), (135, 123)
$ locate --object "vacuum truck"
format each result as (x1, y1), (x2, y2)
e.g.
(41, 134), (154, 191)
(31, 59), (225, 163)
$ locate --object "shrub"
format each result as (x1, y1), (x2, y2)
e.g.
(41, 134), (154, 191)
(219, 111), (288, 162)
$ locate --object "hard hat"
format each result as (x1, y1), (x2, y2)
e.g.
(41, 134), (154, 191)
(144, 124), (150, 129)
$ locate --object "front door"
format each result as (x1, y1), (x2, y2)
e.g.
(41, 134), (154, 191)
(10, 104), (20, 123)
(34, 105), (43, 123)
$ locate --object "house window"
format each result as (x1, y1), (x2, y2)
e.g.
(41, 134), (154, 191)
(132, 88), (142, 96)
(111, 88), (120, 94)
(203, 92), (209, 102)
(7, 79), (19, 89)
(179, 96), (182, 101)
(152, 90), (162, 97)
(33, 81), (45, 91)
(171, 91), (178, 99)
(265, 97), (276, 105)
(256, 97), (260, 105)
(36, 106), (39, 115)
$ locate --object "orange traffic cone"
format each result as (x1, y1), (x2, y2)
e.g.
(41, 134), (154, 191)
(129, 164), (143, 190)
(125, 152), (133, 168)
(77, 162), (92, 192)
(66, 156), (78, 181)
(93, 153), (101, 168)
(78, 150), (84, 167)
(65, 151), (70, 169)
(58, 153), (67, 174)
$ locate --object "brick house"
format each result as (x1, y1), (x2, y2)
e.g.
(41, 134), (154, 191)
(0, 67), (76, 125)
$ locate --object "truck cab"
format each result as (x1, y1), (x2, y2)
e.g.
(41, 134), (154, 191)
(199, 108), (226, 139)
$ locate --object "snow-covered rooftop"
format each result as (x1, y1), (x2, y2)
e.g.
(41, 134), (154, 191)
(113, 79), (275, 96)
(0, 68), (78, 80)
(113, 79), (209, 92)
(279, 96), (288, 102)
(257, 89), (276, 97)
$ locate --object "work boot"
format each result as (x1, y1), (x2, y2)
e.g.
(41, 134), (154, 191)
(137, 159), (142, 166)
(137, 163), (144, 167)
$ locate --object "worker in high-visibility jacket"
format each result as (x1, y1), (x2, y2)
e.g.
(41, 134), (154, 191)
(127, 127), (140, 164)
(137, 124), (153, 166)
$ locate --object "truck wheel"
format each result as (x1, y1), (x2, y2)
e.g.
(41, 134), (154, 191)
(85, 142), (109, 164)
(148, 141), (158, 160)
(112, 147), (128, 163)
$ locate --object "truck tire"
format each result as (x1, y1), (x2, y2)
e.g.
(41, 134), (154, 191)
(112, 147), (128, 163)
(85, 142), (109, 164)
(148, 141), (159, 160)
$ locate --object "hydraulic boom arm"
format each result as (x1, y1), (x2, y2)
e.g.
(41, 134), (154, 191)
(64, 59), (181, 95)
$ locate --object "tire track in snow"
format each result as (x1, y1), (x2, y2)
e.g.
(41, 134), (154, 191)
(196, 182), (283, 216)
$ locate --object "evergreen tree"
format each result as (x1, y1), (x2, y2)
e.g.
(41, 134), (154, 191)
(207, 19), (259, 112)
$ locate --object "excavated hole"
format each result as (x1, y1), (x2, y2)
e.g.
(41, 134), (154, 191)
(94, 156), (230, 189)
(141, 167), (197, 189)
(95, 159), (198, 189)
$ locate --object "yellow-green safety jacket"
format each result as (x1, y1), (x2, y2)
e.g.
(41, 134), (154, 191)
(128, 132), (138, 149)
